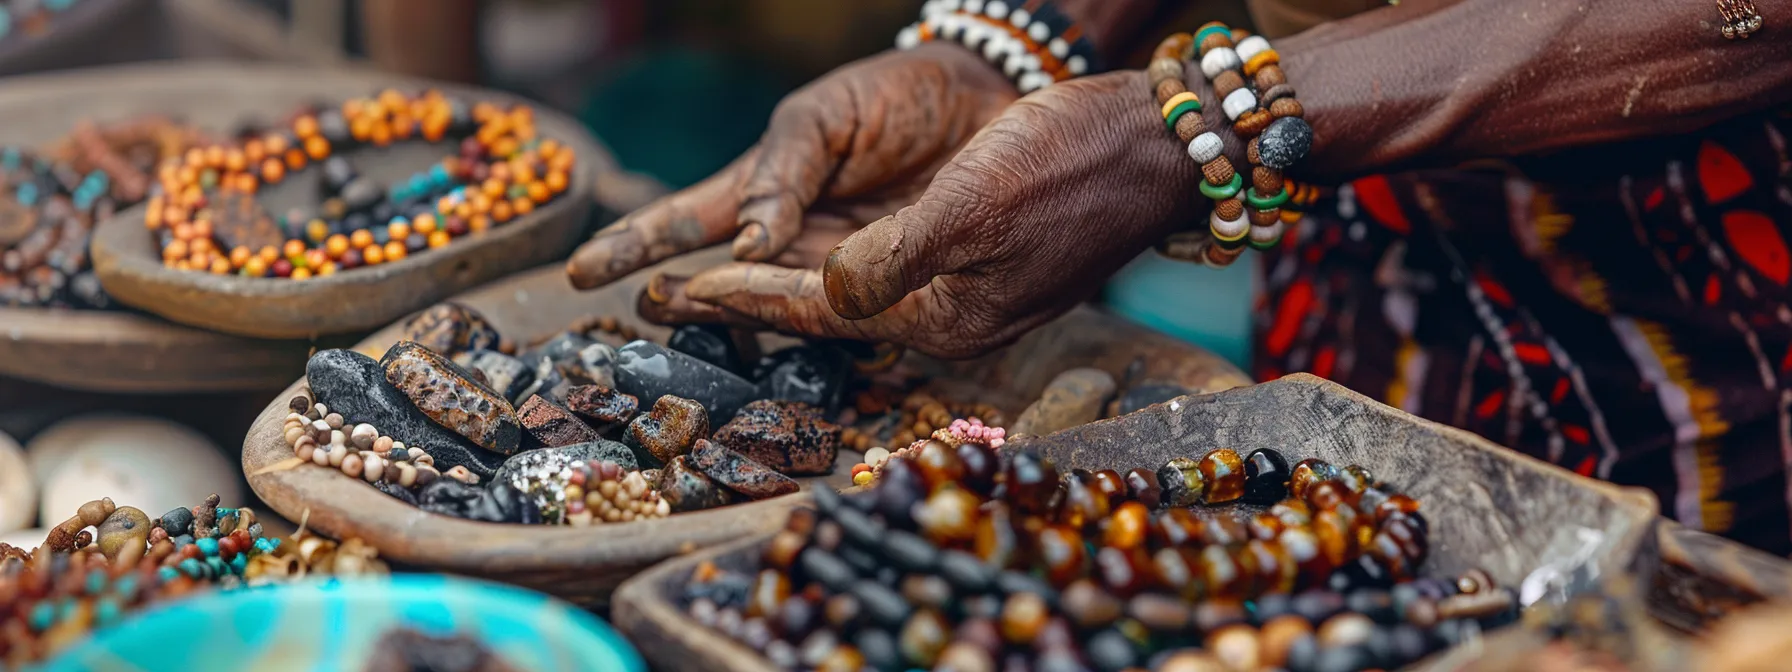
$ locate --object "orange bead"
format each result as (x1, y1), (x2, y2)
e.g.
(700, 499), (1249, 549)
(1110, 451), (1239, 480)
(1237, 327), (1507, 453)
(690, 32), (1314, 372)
(422, 114), (449, 142)
(468, 214), (490, 233)
(511, 197), (534, 216)
(383, 241), (407, 262)
(172, 222), (194, 241)
(491, 200), (514, 223)
(538, 139), (560, 160)
(230, 246), (251, 268)
(317, 261), (338, 277)
(172, 259), (191, 271)
(469, 194), (492, 215)
(412, 213), (438, 234)
(145, 197), (165, 229)
(184, 147), (206, 169)
(512, 123), (537, 142)
(224, 149), (246, 173)
(235, 173), (258, 194)
(176, 164), (199, 186)
(453, 202), (474, 220)
(163, 205), (187, 227)
(378, 89), (406, 110)
(188, 250), (210, 269)
(284, 148), (306, 171)
(387, 221), (411, 241)
(362, 245), (385, 265)
(180, 184), (204, 209)
(550, 150), (575, 172)
(192, 219), (214, 240)
(325, 234), (350, 258)
(261, 158), (285, 184)
(244, 139), (266, 164)
(427, 230), (450, 248)
(350, 116), (374, 142)
(350, 229), (374, 249)
(510, 160), (535, 184)
(258, 245), (280, 263)
(305, 136), (330, 161)
(488, 163), (512, 183)
(370, 123), (392, 147)
(437, 196), (456, 216)
(527, 182), (550, 203)
(210, 257), (231, 274)
(546, 171), (568, 194)
(342, 98), (366, 119)
(390, 114), (414, 140)
(244, 256), (268, 277)
(264, 134), (289, 155)
(472, 101), (499, 122)
(293, 115), (319, 138)
(203, 145), (225, 168)
(164, 239), (189, 261)
(491, 137), (519, 160)
(190, 237), (214, 255)
(305, 249), (329, 270)
(481, 178), (505, 199)
(282, 239), (306, 259)
(291, 267), (313, 281)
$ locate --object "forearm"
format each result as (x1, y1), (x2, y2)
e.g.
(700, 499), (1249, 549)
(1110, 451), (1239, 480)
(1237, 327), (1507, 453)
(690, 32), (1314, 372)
(1277, 0), (1792, 181)
(1052, 0), (1171, 63)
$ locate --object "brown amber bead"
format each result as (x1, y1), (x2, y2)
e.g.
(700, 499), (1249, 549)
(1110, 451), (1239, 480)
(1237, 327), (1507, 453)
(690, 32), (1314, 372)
(1288, 459), (1336, 500)
(1338, 465), (1374, 494)
(1036, 525), (1088, 587)
(1279, 527), (1333, 587)
(1306, 481), (1351, 511)
(956, 442), (1000, 496)
(974, 504), (1020, 568)
(1201, 514), (1251, 547)
(1103, 501), (1151, 550)
(915, 440), (965, 491)
(1062, 579), (1124, 629)
(817, 645), (865, 672)
(899, 609), (951, 668)
(1245, 538), (1297, 595)
(1003, 451), (1060, 516)
(1199, 544), (1253, 598)
(1000, 592), (1049, 644)
(1312, 509), (1356, 569)
(1259, 614), (1314, 668)
(914, 485), (981, 546)
(1158, 457), (1206, 507)
(1151, 508), (1206, 548)
(1152, 547), (1205, 601)
(1375, 493), (1421, 524)
(1207, 623), (1261, 672)
(1124, 468), (1163, 509)
(1199, 449), (1246, 503)
(763, 530), (806, 570)
(1247, 512), (1284, 541)
(1059, 471), (1112, 530)
(747, 569), (790, 618)
(1095, 546), (1154, 597)
(1091, 470), (1128, 501)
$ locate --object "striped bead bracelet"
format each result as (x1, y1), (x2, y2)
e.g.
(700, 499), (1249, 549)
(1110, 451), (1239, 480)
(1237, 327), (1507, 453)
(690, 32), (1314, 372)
(896, 0), (1103, 92)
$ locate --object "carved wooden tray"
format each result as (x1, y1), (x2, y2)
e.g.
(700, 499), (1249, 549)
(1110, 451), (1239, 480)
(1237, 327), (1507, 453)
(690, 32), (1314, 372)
(240, 255), (1251, 606)
(611, 374), (1663, 671)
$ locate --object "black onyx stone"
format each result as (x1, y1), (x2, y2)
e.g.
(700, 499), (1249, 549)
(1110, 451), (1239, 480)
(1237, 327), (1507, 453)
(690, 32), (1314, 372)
(614, 340), (758, 429)
(1259, 117), (1314, 170)
(668, 325), (745, 374)
(753, 345), (850, 414)
(522, 332), (616, 391)
(880, 530), (939, 572)
(306, 349), (505, 480)
(416, 479), (539, 524)
(452, 349), (535, 402)
(158, 508), (194, 537)
(1116, 383), (1190, 416)
(376, 479), (418, 505)
(1242, 448), (1291, 505)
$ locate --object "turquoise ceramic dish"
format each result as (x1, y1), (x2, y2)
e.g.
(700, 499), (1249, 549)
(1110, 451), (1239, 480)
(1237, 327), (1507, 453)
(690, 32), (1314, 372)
(37, 575), (645, 672)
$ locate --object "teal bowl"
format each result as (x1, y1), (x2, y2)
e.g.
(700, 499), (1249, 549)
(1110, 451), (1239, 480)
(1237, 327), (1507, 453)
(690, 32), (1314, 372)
(38, 575), (646, 672)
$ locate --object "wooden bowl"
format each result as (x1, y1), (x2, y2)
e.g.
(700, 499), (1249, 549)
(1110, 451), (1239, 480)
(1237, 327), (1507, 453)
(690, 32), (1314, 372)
(241, 254), (1251, 606)
(0, 306), (321, 393)
(1649, 520), (1792, 633)
(84, 61), (606, 339)
(0, 0), (159, 78)
(611, 374), (1663, 672)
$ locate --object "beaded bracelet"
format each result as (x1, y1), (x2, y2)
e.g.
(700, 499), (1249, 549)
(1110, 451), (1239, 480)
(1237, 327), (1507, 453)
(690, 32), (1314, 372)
(896, 0), (1103, 93)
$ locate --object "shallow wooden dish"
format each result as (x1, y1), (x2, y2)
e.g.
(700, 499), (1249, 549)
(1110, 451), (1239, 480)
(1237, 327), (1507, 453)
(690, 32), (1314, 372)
(612, 374), (1663, 672)
(81, 61), (605, 339)
(0, 306), (321, 393)
(0, 0), (158, 78)
(241, 253), (1250, 606)
(1648, 520), (1792, 633)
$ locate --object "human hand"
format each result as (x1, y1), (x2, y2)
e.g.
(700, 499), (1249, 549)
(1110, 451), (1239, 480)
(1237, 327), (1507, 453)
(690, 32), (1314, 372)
(565, 42), (1018, 289)
(642, 70), (1212, 359)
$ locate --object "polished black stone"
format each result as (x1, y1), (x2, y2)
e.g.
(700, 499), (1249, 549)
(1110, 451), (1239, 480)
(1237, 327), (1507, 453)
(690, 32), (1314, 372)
(753, 344), (850, 414)
(614, 340), (757, 428)
(1242, 448), (1291, 505)
(1260, 116), (1314, 170)
(668, 324), (744, 374)
(452, 349), (535, 402)
(306, 349), (505, 480)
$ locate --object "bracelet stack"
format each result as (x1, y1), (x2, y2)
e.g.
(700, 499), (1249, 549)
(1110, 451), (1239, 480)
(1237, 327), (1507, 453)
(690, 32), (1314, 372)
(896, 0), (1103, 93)
(1149, 24), (1313, 267)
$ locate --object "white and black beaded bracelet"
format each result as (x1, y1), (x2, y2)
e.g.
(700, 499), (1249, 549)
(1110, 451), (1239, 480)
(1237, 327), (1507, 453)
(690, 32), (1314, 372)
(895, 0), (1102, 93)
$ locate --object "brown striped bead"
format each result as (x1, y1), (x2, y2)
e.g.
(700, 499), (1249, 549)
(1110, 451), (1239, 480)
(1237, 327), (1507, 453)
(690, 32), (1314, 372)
(1198, 31), (1234, 56)
(1204, 242), (1245, 267)
(1148, 57), (1185, 85)
(1157, 33), (1194, 60)
(1174, 111), (1207, 142)
(1234, 110), (1273, 138)
(1201, 159), (1235, 186)
(1246, 138), (1262, 165)
(1212, 70), (1245, 99)
(1269, 97), (1304, 119)
(1261, 83), (1298, 105)
(1250, 208), (1282, 226)
(1253, 167), (1284, 194)
(1199, 449), (1246, 504)
(1214, 198), (1245, 221)
(1254, 64), (1287, 90)
(1156, 78), (1189, 106)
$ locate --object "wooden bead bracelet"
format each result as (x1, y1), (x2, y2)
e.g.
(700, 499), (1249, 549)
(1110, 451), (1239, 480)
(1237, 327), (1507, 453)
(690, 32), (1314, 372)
(896, 0), (1102, 93)
(143, 90), (575, 280)
(1150, 24), (1313, 267)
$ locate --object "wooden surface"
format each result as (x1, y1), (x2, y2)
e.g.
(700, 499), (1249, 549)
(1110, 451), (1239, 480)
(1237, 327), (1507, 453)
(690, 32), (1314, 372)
(242, 252), (1251, 606)
(0, 306), (330, 393)
(612, 375), (1664, 672)
(81, 61), (605, 339)
(0, 0), (159, 78)
(1650, 520), (1792, 633)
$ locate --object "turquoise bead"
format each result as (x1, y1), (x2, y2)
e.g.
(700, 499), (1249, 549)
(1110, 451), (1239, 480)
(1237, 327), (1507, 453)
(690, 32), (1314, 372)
(16, 182), (37, 207)
(157, 566), (179, 583)
(1194, 25), (1231, 50)
(178, 558), (203, 578)
(114, 574), (140, 600)
(1198, 172), (1244, 201)
(255, 537), (281, 553)
(195, 537), (219, 557)
(94, 598), (122, 627)
(29, 602), (54, 632)
(206, 557), (227, 576)
(231, 554), (248, 574)
(85, 569), (108, 595)
(1, 147), (19, 171)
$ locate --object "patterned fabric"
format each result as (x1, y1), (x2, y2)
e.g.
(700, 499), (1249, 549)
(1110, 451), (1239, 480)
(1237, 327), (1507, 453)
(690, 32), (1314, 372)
(1255, 111), (1792, 554)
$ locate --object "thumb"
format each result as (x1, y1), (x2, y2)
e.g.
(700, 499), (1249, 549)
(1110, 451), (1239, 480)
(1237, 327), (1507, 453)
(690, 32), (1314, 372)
(734, 99), (841, 262)
(822, 192), (979, 321)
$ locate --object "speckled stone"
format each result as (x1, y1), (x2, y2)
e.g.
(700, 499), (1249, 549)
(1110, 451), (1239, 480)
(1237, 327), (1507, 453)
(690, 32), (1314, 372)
(381, 341), (522, 455)
(614, 341), (758, 429)
(656, 455), (738, 513)
(565, 385), (640, 429)
(1258, 117), (1313, 170)
(516, 395), (603, 448)
(523, 333), (617, 390)
(710, 400), (841, 476)
(627, 395), (710, 468)
(495, 440), (635, 521)
(452, 349), (535, 402)
(306, 349), (505, 480)
(689, 439), (799, 500)
(401, 302), (504, 359)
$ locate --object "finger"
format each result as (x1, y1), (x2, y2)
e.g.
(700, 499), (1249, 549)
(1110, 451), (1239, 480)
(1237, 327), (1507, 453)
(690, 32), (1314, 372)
(635, 273), (771, 330)
(822, 196), (979, 321)
(565, 151), (753, 290)
(734, 100), (841, 262)
(770, 212), (860, 268)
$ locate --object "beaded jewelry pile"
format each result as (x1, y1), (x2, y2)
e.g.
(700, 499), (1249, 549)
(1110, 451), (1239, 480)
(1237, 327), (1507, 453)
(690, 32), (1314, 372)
(143, 90), (575, 279)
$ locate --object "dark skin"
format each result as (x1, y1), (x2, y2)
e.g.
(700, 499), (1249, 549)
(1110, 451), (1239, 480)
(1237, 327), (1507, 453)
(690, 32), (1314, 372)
(567, 0), (1792, 359)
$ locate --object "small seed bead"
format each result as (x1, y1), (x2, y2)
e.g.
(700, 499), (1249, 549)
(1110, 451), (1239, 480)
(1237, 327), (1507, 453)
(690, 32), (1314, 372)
(1254, 64), (1287, 90)
(1234, 110), (1274, 138)
(1201, 158), (1236, 186)
(1204, 241), (1246, 267)
(1174, 112), (1208, 142)
(1156, 78), (1188, 106)
(1148, 58), (1184, 84)
(1213, 71), (1245, 99)
(1253, 167), (1284, 195)
(1214, 198), (1245, 221)
(1269, 97), (1304, 119)
(1250, 207), (1283, 226)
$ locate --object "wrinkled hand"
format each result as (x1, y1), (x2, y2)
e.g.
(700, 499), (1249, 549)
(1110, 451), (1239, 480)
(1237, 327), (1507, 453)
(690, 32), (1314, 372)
(565, 42), (1017, 290)
(649, 71), (1210, 359)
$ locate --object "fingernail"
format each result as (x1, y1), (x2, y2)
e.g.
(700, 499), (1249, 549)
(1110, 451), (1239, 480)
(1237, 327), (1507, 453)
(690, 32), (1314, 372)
(824, 251), (876, 320)
(732, 222), (767, 259)
(644, 273), (674, 304)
